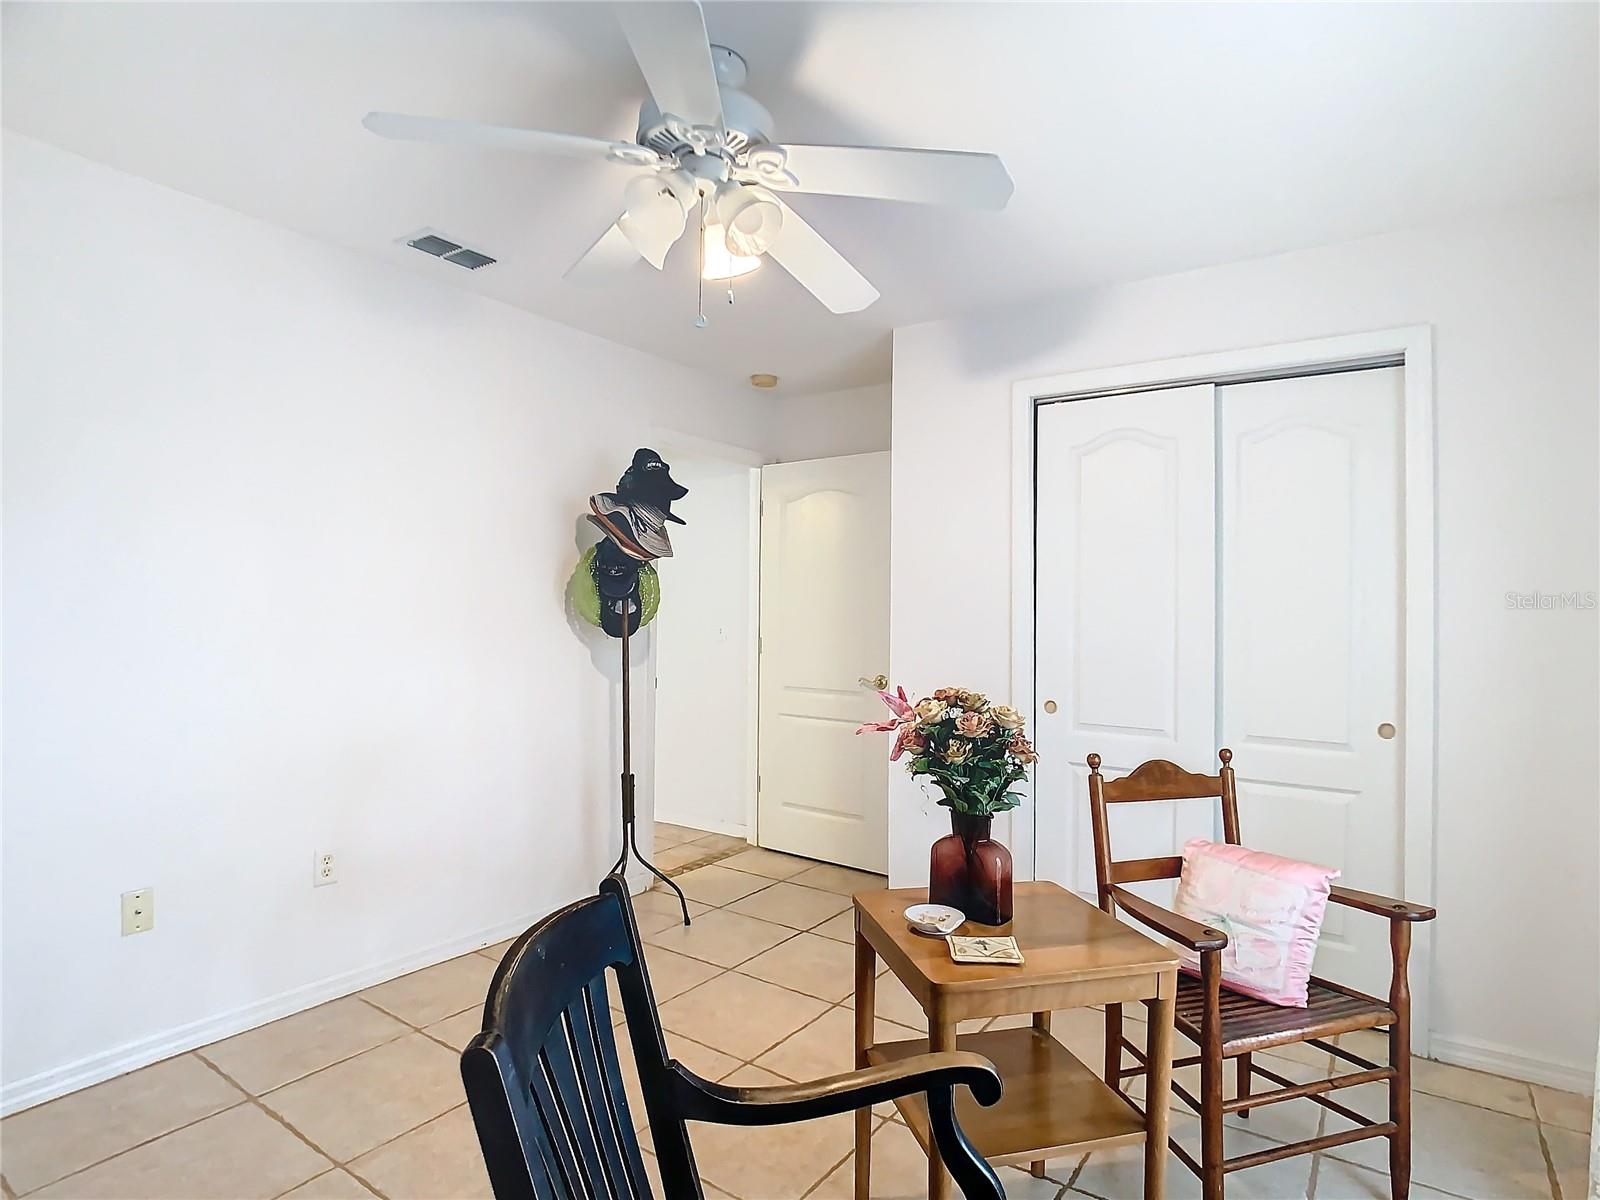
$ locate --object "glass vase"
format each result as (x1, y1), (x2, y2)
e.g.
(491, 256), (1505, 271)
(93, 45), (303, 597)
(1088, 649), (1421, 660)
(927, 811), (1013, 927)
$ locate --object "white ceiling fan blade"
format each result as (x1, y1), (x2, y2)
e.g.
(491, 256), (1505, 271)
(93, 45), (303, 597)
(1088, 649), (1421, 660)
(564, 217), (647, 286)
(363, 112), (660, 166)
(771, 144), (1014, 210)
(615, 2), (723, 131)
(765, 199), (879, 314)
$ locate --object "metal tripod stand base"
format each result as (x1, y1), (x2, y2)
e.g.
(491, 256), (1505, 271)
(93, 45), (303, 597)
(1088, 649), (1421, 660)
(610, 772), (691, 926)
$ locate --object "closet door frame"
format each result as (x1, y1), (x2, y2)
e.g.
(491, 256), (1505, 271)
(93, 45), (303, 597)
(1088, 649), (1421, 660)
(1008, 325), (1436, 1054)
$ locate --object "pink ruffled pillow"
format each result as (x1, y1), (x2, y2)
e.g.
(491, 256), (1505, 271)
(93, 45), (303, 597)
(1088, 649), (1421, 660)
(1172, 838), (1340, 1007)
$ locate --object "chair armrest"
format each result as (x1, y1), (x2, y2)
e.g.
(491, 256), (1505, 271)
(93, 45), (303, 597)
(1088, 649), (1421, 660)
(1329, 885), (1436, 922)
(1110, 886), (1228, 952)
(667, 1050), (1001, 1127)
(670, 1052), (1008, 1199)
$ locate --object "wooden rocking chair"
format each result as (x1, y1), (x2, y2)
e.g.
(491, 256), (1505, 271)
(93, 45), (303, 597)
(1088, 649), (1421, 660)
(1087, 750), (1436, 1200)
(461, 873), (1008, 1199)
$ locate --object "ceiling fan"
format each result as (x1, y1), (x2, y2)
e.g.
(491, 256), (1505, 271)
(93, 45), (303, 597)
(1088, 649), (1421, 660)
(363, 0), (1012, 322)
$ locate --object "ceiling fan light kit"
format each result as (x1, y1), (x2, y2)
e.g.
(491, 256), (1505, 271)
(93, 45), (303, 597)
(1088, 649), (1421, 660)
(364, 1), (1012, 324)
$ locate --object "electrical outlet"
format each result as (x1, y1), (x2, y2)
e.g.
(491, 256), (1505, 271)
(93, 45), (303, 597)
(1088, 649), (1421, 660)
(121, 888), (154, 936)
(313, 852), (338, 887)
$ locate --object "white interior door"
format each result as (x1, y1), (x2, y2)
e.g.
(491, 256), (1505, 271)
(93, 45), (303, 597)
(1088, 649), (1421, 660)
(1218, 368), (1403, 997)
(757, 453), (890, 872)
(1032, 386), (1219, 898)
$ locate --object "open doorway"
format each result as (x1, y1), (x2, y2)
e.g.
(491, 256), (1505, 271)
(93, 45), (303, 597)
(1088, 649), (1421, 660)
(648, 439), (893, 882)
(647, 436), (762, 874)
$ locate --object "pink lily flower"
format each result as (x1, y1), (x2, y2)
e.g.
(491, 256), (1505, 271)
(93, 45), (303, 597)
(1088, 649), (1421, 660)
(854, 686), (913, 736)
(890, 722), (927, 761)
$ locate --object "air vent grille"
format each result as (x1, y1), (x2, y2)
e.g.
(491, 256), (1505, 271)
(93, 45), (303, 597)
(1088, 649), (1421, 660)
(408, 234), (460, 257)
(443, 248), (495, 270)
(402, 229), (497, 271)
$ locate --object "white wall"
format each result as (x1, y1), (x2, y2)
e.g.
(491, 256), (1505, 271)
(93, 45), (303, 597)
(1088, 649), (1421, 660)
(650, 450), (758, 838)
(0, 133), (779, 1111)
(769, 383), (891, 463)
(890, 197), (1600, 1089)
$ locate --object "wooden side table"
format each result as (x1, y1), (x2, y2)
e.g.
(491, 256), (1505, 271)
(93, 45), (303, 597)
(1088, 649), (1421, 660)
(853, 882), (1178, 1200)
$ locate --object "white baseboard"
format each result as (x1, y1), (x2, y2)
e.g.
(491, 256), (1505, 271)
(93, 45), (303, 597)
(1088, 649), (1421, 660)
(1430, 1033), (1596, 1094)
(0, 910), (548, 1117)
(652, 811), (748, 840)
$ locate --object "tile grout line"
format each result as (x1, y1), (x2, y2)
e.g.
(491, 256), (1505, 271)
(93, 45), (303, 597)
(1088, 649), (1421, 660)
(9, 1084), (257, 1197)
(206, 985), (478, 1197)
(1530, 1081), (1566, 1200)
(200, 1032), (477, 1199)
(10, 945), (518, 1195)
(189, 1051), (373, 1199)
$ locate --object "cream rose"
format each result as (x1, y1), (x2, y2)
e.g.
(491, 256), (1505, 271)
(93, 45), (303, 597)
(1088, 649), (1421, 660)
(942, 739), (972, 764)
(914, 698), (948, 723)
(990, 704), (1024, 730)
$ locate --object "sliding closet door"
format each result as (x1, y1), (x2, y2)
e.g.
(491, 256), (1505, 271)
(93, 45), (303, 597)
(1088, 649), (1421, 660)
(1218, 368), (1402, 997)
(1033, 385), (1217, 897)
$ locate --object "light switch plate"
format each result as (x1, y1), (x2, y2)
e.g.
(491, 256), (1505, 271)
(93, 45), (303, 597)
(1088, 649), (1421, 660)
(121, 888), (154, 936)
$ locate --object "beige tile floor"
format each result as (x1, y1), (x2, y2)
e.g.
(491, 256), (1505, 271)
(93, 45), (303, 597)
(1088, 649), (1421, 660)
(2, 840), (1591, 1200)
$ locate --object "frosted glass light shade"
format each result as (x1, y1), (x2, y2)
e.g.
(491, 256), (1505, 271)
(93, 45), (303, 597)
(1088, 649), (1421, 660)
(619, 172), (691, 269)
(701, 221), (761, 280)
(714, 183), (783, 256)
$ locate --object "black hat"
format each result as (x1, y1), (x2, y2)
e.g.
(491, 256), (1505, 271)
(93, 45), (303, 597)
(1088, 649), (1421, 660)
(616, 448), (688, 525)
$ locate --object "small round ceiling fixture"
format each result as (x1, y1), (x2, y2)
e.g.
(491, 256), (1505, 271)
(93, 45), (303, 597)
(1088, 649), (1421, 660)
(750, 373), (779, 389)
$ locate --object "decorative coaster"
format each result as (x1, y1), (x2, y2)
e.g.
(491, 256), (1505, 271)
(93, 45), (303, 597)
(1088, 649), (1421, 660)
(948, 934), (1024, 965)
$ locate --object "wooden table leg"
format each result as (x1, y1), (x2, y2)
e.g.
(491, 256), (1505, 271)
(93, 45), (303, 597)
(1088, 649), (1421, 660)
(854, 923), (876, 1200)
(928, 1012), (958, 1200)
(1143, 978), (1175, 1200)
(1029, 1010), (1053, 1178)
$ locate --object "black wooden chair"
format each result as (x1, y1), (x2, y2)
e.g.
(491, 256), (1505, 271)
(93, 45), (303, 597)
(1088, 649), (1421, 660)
(461, 873), (1008, 1199)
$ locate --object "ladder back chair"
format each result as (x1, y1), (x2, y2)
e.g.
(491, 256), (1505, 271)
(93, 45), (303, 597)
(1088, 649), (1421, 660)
(1087, 749), (1436, 1200)
(461, 873), (1008, 1199)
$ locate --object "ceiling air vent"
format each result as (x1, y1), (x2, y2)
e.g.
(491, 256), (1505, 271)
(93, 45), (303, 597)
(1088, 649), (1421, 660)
(402, 229), (498, 271)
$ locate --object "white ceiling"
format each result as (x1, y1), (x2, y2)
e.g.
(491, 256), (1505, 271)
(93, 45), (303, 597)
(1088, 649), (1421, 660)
(5, 2), (1596, 392)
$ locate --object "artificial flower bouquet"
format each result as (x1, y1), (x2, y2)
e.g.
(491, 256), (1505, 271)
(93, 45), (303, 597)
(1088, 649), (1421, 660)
(856, 686), (1036, 815)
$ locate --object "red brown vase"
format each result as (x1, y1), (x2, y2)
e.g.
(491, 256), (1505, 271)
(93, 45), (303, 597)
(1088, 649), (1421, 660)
(927, 811), (1013, 926)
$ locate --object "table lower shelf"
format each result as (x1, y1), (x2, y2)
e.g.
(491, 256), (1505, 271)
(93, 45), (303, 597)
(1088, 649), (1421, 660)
(866, 1026), (1147, 1166)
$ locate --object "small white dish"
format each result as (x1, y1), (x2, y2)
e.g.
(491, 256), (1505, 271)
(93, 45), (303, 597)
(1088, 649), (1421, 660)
(905, 903), (965, 937)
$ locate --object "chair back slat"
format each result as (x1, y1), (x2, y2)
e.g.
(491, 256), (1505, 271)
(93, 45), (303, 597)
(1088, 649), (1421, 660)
(529, 1049), (590, 1199)
(1087, 749), (1241, 911)
(1099, 758), (1225, 803)
(565, 980), (644, 1197)
(463, 888), (661, 1200)
(540, 988), (642, 1200)
(1108, 855), (1186, 885)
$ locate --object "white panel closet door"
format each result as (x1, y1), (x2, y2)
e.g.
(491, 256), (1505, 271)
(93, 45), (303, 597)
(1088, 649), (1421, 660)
(757, 452), (890, 873)
(1219, 368), (1402, 998)
(1033, 386), (1217, 897)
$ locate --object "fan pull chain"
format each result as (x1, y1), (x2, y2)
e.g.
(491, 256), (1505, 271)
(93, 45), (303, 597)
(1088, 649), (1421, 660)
(695, 196), (708, 329)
